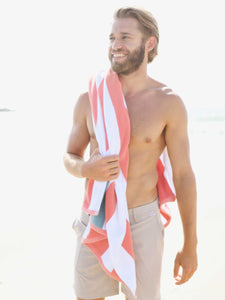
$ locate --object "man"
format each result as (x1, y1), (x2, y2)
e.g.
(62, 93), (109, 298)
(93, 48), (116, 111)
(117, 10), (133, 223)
(64, 7), (197, 300)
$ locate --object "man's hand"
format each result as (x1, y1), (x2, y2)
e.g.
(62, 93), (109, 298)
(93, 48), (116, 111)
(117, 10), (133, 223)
(82, 148), (120, 181)
(174, 248), (198, 285)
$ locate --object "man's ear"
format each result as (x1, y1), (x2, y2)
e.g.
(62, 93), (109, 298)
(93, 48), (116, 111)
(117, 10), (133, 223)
(145, 36), (157, 52)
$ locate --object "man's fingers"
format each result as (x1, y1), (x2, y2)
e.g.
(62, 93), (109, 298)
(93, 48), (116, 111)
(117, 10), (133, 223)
(173, 250), (198, 285)
(175, 268), (193, 285)
(108, 167), (120, 179)
(109, 174), (120, 180)
(108, 162), (120, 170)
(109, 166), (120, 173)
(107, 171), (120, 180)
(173, 258), (180, 279)
(104, 155), (120, 163)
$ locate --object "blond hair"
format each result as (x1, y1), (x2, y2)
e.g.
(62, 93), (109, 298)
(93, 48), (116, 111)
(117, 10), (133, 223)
(114, 7), (159, 63)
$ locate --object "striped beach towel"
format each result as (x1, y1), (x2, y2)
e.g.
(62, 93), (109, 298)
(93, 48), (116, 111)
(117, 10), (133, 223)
(81, 69), (176, 296)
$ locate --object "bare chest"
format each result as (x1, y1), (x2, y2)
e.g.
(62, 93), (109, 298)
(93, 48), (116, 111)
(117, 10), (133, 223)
(86, 93), (166, 147)
(125, 94), (166, 145)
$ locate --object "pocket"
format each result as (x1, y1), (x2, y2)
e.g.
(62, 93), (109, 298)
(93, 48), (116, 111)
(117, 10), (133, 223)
(72, 218), (87, 237)
(130, 210), (157, 226)
(156, 210), (165, 238)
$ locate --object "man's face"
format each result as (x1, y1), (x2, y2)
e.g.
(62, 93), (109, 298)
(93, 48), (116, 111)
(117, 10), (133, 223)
(108, 18), (147, 75)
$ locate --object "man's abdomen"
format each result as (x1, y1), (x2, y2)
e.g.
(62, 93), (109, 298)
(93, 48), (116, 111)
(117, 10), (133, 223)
(126, 171), (158, 208)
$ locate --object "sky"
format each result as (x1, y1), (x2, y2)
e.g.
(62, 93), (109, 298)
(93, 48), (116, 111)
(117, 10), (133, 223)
(0, 0), (224, 112)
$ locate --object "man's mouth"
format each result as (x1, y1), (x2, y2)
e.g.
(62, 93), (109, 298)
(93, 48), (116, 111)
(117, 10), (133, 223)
(112, 53), (127, 61)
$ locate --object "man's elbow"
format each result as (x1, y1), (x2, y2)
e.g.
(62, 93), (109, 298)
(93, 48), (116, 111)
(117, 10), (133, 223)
(63, 152), (71, 173)
(173, 168), (196, 187)
(62, 152), (84, 178)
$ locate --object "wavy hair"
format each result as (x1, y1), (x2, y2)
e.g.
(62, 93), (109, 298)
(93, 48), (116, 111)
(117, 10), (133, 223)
(114, 7), (159, 63)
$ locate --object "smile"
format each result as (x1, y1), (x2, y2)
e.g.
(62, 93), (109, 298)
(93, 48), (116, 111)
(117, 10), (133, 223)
(112, 53), (127, 61)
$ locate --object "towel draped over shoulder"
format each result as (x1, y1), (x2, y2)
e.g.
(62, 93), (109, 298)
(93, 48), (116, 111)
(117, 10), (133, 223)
(81, 69), (176, 297)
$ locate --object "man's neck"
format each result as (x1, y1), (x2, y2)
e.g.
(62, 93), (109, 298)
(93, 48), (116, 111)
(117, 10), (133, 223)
(118, 66), (149, 98)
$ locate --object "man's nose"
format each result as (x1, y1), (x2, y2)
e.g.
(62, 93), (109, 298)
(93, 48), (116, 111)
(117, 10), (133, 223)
(112, 38), (122, 51)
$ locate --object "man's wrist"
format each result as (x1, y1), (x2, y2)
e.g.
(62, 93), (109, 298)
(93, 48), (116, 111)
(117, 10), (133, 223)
(183, 237), (198, 252)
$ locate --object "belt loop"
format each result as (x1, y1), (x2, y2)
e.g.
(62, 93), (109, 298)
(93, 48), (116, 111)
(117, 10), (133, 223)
(132, 207), (136, 224)
(128, 207), (134, 224)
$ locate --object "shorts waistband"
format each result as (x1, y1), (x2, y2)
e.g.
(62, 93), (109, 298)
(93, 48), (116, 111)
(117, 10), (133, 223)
(80, 198), (160, 226)
(128, 198), (160, 224)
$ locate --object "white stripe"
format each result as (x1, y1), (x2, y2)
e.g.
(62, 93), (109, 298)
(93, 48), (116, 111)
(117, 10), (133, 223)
(101, 247), (114, 272)
(106, 173), (129, 265)
(82, 221), (91, 239)
(101, 245), (136, 296)
(160, 147), (176, 195)
(88, 181), (107, 213)
(106, 200), (126, 265)
(96, 72), (104, 90)
(94, 95), (106, 155)
(114, 246), (136, 295)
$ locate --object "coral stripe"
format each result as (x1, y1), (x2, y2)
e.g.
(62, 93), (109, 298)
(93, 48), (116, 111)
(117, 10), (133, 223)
(84, 235), (109, 257)
(105, 70), (130, 177)
(82, 179), (94, 212)
(157, 159), (175, 204)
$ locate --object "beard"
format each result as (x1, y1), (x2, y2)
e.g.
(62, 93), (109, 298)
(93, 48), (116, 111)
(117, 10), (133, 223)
(109, 40), (146, 75)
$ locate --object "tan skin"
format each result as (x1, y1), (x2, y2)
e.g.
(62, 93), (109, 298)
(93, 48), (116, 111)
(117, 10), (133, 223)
(64, 18), (198, 300)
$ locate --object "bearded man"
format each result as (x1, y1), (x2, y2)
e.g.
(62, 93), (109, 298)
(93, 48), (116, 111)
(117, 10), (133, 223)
(64, 7), (198, 300)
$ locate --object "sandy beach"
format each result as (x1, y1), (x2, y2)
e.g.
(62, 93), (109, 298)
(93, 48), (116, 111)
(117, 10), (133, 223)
(0, 109), (225, 300)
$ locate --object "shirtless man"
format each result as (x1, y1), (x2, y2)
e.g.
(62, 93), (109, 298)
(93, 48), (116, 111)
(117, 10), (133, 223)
(64, 7), (197, 300)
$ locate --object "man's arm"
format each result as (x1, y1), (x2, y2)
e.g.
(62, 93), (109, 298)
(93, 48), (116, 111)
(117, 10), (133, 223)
(63, 93), (91, 178)
(63, 93), (120, 181)
(165, 95), (198, 285)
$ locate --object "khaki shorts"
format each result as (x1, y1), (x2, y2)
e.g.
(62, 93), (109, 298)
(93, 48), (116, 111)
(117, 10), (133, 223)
(73, 198), (164, 300)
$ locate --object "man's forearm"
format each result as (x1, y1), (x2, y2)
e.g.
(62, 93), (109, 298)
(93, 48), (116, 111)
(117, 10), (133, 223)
(174, 172), (197, 250)
(63, 153), (85, 178)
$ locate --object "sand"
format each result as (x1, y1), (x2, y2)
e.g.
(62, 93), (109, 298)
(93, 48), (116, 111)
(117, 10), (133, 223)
(0, 110), (225, 300)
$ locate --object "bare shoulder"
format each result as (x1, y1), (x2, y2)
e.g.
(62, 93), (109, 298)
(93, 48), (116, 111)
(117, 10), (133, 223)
(149, 77), (186, 112)
(157, 85), (188, 125)
(73, 92), (90, 122)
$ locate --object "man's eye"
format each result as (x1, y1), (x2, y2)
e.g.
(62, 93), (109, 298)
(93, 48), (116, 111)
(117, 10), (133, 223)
(109, 37), (115, 41)
(122, 36), (129, 40)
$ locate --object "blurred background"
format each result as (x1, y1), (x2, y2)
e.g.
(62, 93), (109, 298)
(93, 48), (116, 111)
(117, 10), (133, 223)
(1, 0), (225, 299)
